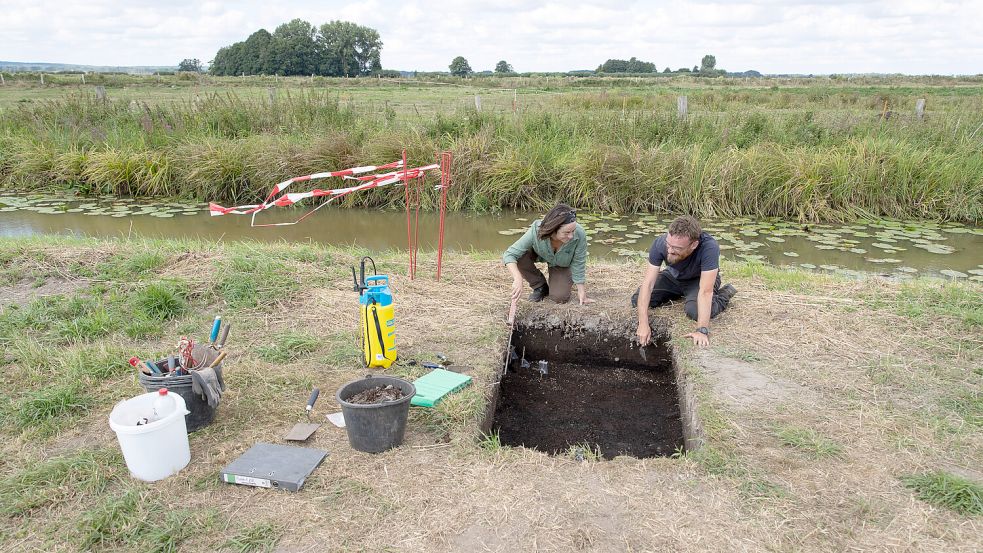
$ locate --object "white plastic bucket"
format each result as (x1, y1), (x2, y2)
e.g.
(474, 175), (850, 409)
(109, 391), (191, 482)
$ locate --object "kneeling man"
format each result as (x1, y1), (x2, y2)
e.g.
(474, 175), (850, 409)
(633, 215), (737, 347)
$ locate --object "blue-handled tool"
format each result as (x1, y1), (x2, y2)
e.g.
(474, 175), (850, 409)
(210, 316), (222, 343)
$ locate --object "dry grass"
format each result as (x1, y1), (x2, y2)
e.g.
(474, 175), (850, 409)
(0, 236), (980, 552)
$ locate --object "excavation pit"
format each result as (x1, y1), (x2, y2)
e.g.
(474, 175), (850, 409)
(486, 321), (698, 460)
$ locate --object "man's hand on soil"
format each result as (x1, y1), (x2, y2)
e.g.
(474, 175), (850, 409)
(636, 324), (651, 346)
(684, 331), (710, 347)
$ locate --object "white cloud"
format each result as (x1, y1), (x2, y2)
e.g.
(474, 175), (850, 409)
(1, 0), (981, 73)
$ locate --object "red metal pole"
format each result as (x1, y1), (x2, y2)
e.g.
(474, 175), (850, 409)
(436, 151), (452, 281)
(402, 149), (414, 279)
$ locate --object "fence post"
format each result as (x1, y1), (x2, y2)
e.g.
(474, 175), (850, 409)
(915, 98), (926, 120)
(40, 73), (45, 85)
(267, 87), (276, 103)
(677, 95), (688, 119)
(0, 73), (5, 86)
(95, 86), (106, 100)
(81, 73), (85, 85)
(474, 95), (481, 112)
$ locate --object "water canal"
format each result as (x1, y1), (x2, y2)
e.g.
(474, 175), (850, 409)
(1, 195), (980, 280)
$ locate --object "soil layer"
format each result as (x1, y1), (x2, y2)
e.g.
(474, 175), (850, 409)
(492, 325), (684, 459)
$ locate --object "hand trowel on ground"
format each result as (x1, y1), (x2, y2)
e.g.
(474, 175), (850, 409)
(284, 389), (321, 441)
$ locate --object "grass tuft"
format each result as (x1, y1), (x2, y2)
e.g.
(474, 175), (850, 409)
(222, 521), (284, 553)
(76, 487), (218, 551)
(900, 471), (983, 516)
(133, 280), (188, 321)
(256, 332), (320, 363)
(774, 426), (844, 459)
(15, 383), (91, 430)
(0, 449), (122, 517)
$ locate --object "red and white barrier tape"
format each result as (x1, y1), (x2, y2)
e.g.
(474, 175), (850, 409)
(208, 160), (440, 227)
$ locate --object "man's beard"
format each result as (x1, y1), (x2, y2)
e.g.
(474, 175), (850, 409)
(667, 251), (691, 264)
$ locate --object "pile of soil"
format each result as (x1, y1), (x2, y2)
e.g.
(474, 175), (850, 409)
(346, 385), (405, 404)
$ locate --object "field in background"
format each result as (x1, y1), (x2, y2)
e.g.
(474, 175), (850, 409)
(1, 74), (981, 221)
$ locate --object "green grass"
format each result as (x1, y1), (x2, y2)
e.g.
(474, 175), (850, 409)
(477, 429), (505, 453)
(940, 389), (982, 428)
(13, 383), (91, 431)
(892, 281), (983, 327)
(222, 521), (284, 553)
(133, 279), (188, 320)
(76, 487), (218, 551)
(900, 471), (983, 516)
(256, 331), (321, 362)
(216, 254), (298, 309)
(0, 449), (122, 517)
(774, 426), (844, 459)
(739, 477), (790, 500)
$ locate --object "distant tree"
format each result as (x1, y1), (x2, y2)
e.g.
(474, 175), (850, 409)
(178, 58), (202, 72)
(700, 54), (716, 72)
(663, 67), (672, 73)
(318, 20), (382, 77)
(495, 60), (514, 74)
(449, 56), (472, 77)
(597, 57), (655, 73)
(678, 67), (691, 73)
(268, 19), (320, 76)
(693, 65), (699, 73)
(242, 29), (273, 75)
(210, 19), (384, 77)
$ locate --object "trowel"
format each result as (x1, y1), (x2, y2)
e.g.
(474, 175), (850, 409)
(284, 389), (321, 441)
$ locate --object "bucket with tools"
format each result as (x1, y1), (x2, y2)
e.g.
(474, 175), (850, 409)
(136, 316), (229, 432)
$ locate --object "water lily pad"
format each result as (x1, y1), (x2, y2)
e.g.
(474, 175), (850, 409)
(815, 245), (836, 250)
(150, 213), (175, 218)
(782, 251), (799, 257)
(848, 248), (867, 254)
(969, 275), (983, 283)
(912, 243), (955, 255)
(967, 269), (983, 276)
(866, 258), (901, 264)
(896, 266), (918, 273)
(765, 236), (785, 243)
(799, 263), (817, 269)
(819, 264), (840, 271)
(939, 269), (967, 278)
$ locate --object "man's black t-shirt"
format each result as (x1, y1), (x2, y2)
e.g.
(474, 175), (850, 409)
(648, 231), (720, 281)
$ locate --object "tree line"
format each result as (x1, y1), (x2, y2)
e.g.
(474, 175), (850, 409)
(209, 19), (382, 77)
(444, 54), (725, 77)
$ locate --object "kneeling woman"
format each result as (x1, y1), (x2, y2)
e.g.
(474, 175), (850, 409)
(503, 203), (594, 305)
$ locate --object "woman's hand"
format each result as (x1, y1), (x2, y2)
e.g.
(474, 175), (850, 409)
(576, 285), (595, 305)
(511, 277), (523, 301)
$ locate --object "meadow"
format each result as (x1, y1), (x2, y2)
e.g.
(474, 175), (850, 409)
(0, 73), (981, 222)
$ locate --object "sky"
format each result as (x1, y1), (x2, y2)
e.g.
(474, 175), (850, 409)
(3, 0), (983, 74)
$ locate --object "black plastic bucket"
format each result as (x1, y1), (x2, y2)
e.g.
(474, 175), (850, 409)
(336, 375), (415, 453)
(138, 370), (216, 432)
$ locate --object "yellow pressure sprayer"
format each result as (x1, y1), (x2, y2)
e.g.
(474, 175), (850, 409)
(352, 257), (396, 368)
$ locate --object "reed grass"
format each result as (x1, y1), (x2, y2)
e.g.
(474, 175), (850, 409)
(1, 80), (981, 221)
